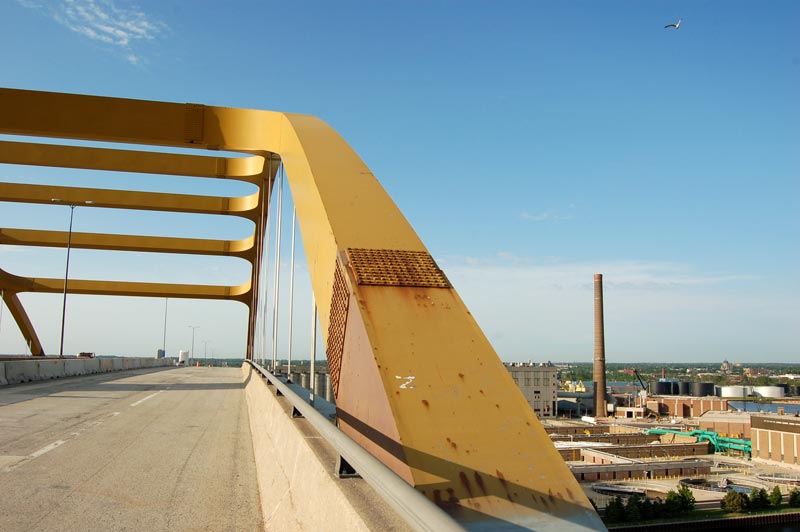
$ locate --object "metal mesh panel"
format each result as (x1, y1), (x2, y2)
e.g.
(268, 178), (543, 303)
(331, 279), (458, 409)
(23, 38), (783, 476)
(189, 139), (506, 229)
(326, 261), (349, 399)
(346, 248), (451, 288)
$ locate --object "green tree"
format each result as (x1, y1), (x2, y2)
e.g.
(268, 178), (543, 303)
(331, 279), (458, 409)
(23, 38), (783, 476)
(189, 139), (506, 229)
(664, 490), (682, 517)
(605, 496), (626, 522)
(624, 495), (642, 522)
(721, 490), (748, 513)
(788, 488), (800, 508)
(677, 484), (696, 512)
(769, 486), (783, 509)
(749, 488), (770, 511)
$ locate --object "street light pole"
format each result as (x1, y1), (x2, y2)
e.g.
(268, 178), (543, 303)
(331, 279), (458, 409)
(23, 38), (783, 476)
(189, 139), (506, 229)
(52, 199), (93, 358)
(162, 298), (168, 358)
(188, 326), (199, 363)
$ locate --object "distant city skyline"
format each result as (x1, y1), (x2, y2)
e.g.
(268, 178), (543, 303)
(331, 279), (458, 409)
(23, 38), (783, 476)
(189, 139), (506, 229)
(0, 1), (797, 362)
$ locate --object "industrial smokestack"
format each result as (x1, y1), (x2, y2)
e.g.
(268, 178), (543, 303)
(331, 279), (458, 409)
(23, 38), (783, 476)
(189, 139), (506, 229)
(593, 274), (607, 418)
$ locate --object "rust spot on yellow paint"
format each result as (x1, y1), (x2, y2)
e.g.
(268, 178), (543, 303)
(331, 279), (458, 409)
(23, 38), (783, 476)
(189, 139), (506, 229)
(421, 399), (429, 408)
(539, 495), (549, 507)
(458, 372), (464, 380)
(474, 472), (487, 494)
(495, 403), (500, 409)
(459, 471), (473, 497)
(548, 489), (555, 503)
(566, 488), (574, 500)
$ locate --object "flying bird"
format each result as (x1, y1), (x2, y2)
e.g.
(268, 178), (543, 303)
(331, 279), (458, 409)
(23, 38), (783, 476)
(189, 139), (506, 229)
(664, 18), (682, 29)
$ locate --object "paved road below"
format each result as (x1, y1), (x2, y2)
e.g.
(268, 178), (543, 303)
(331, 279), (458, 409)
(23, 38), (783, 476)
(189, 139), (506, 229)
(0, 366), (263, 532)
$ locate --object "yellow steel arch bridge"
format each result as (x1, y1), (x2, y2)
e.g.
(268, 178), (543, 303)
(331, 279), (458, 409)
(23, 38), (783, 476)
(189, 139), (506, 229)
(0, 88), (605, 531)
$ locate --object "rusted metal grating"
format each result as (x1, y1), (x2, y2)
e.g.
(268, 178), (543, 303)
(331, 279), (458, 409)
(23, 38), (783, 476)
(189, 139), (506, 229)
(346, 248), (451, 288)
(326, 260), (349, 399)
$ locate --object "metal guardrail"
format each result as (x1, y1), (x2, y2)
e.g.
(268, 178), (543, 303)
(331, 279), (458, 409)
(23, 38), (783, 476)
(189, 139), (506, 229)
(245, 360), (468, 532)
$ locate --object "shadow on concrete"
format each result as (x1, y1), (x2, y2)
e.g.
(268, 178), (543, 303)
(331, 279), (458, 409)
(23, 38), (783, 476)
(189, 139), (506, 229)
(336, 407), (605, 531)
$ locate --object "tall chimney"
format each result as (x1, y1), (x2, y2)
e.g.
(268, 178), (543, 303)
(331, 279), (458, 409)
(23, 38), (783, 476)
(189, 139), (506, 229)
(593, 274), (607, 418)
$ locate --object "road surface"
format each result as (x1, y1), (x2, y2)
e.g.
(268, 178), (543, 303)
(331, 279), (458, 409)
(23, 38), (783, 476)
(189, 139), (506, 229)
(0, 366), (263, 531)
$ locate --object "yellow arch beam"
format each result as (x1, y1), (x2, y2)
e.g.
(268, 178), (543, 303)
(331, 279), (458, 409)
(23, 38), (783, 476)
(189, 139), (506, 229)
(0, 228), (255, 258)
(0, 140), (268, 182)
(0, 88), (605, 531)
(0, 182), (261, 218)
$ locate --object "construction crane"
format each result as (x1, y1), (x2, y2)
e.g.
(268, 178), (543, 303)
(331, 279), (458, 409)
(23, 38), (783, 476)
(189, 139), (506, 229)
(633, 368), (648, 393)
(632, 368), (650, 409)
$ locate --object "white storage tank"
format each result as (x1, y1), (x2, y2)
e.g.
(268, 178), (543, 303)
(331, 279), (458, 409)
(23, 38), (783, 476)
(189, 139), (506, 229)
(752, 386), (784, 399)
(178, 350), (189, 365)
(720, 385), (749, 398)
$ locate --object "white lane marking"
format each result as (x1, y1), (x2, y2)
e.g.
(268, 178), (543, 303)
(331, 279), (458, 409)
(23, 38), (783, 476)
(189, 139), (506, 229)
(29, 440), (65, 459)
(130, 390), (163, 407)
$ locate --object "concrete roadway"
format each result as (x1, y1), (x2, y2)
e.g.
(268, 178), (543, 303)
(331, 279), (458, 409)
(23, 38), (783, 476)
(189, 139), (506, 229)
(0, 366), (264, 531)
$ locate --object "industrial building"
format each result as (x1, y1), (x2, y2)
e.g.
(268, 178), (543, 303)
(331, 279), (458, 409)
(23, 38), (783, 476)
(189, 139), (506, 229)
(505, 362), (557, 417)
(751, 415), (800, 465)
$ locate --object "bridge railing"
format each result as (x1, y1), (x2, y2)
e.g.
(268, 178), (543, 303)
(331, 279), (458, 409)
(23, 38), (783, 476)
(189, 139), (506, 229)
(245, 359), (467, 532)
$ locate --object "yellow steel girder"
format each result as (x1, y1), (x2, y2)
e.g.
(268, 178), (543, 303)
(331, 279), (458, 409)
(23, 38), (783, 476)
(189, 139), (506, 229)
(0, 88), (605, 531)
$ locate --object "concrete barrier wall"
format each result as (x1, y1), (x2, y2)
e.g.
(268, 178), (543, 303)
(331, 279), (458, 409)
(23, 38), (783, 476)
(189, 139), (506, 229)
(0, 357), (173, 385)
(242, 363), (410, 532)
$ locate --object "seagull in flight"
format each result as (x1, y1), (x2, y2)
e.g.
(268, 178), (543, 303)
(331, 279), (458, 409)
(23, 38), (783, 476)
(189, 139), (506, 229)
(664, 18), (682, 29)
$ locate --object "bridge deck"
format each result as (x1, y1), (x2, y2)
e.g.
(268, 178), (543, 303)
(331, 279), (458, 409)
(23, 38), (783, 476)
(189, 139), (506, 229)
(0, 366), (263, 531)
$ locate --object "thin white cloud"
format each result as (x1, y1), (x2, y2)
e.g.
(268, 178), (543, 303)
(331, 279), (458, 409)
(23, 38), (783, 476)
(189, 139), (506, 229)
(431, 254), (793, 362)
(439, 255), (756, 291)
(16, 0), (166, 64)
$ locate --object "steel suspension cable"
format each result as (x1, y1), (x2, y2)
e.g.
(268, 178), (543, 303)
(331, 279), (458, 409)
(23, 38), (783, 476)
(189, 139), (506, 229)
(286, 208), (297, 380)
(270, 165), (284, 371)
(259, 165), (274, 366)
(310, 295), (317, 405)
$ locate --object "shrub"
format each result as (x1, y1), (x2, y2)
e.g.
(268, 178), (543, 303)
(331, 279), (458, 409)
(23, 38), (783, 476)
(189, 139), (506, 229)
(722, 490), (748, 513)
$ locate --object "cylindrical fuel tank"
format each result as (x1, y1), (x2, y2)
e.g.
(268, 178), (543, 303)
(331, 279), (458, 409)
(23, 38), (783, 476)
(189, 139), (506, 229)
(720, 385), (748, 398)
(652, 381), (671, 395)
(679, 382), (691, 395)
(691, 382), (714, 397)
(753, 386), (784, 399)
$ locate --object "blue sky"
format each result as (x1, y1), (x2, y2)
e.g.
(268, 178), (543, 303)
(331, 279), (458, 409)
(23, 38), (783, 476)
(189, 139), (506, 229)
(0, 1), (797, 363)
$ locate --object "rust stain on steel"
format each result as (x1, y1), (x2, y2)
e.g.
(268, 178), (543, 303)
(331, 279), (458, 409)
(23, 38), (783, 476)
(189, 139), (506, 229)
(459, 471), (473, 497)
(325, 260), (349, 399)
(346, 248), (451, 288)
(473, 472), (487, 495)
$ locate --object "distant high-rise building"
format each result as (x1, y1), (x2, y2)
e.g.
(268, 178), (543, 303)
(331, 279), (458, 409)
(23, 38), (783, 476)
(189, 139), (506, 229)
(504, 362), (557, 417)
